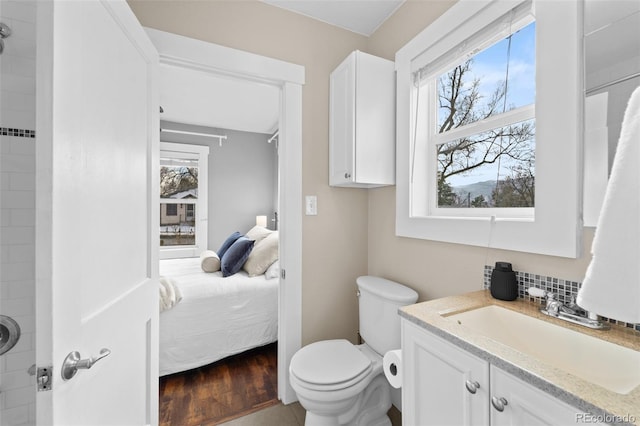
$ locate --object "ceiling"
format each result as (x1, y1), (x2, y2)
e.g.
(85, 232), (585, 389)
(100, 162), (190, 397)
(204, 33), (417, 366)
(262, 0), (405, 36)
(159, 64), (280, 135)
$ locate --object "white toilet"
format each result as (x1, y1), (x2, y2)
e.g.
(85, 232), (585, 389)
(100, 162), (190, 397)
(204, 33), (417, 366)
(289, 276), (418, 426)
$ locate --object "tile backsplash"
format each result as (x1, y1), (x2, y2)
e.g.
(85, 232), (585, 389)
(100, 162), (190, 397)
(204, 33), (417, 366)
(484, 265), (640, 333)
(0, 128), (35, 138)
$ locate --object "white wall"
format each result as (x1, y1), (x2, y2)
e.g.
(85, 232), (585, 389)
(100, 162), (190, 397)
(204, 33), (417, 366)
(0, 1), (36, 425)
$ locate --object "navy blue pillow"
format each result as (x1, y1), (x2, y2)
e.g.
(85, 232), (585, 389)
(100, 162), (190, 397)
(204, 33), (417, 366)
(218, 231), (242, 259)
(221, 237), (255, 277)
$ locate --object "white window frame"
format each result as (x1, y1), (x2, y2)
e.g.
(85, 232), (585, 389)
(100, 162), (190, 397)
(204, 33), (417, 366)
(159, 142), (209, 259)
(396, 0), (583, 258)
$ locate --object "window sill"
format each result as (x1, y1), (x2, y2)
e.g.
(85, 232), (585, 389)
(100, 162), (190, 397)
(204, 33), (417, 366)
(159, 246), (200, 260)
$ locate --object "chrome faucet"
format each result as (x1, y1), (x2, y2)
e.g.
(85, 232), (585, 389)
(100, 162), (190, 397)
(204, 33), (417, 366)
(527, 287), (609, 330)
(544, 292), (562, 316)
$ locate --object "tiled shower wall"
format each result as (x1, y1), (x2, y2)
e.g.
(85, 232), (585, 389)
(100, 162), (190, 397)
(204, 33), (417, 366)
(484, 265), (640, 332)
(0, 1), (37, 425)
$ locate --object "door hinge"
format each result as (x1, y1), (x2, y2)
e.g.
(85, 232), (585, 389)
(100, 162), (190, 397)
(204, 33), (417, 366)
(37, 366), (53, 391)
(281, 268), (286, 279)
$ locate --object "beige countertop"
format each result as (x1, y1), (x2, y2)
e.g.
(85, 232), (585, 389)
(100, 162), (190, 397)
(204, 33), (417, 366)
(399, 290), (640, 425)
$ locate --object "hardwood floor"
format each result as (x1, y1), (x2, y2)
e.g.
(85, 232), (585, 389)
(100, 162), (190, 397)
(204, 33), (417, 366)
(159, 343), (279, 426)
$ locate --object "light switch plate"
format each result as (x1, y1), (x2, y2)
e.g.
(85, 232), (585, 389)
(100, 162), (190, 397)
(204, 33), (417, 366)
(305, 195), (317, 215)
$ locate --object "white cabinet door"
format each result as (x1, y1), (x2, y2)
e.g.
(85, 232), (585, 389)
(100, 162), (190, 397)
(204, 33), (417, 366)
(490, 366), (605, 426)
(329, 51), (395, 188)
(36, 1), (159, 424)
(353, 51), (395, 186)
(402, 320), (490, 426)
(329, 54), (355, 186)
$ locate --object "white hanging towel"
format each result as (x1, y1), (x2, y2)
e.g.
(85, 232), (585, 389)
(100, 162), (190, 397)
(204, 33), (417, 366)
(577, 85), (640, 324)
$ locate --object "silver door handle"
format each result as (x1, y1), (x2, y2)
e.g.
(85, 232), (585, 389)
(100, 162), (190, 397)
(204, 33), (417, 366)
(61, 348), (111, 381)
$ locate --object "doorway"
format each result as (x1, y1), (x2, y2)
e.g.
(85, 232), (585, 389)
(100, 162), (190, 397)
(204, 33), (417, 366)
(146, 27), (304, 405)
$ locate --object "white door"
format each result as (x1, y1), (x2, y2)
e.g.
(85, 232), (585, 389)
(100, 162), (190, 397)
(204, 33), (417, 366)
(402, 320), (490, 426)
(35, 1), (159, 424)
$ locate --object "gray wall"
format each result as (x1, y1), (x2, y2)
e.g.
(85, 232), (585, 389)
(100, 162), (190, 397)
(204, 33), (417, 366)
(160, 122), (278, 250)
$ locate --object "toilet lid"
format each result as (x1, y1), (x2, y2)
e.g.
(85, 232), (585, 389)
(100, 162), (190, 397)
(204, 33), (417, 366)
(290, 339), (371, 386)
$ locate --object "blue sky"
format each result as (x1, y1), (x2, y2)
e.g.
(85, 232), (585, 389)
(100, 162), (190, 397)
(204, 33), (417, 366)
(472, 21), (536, 111)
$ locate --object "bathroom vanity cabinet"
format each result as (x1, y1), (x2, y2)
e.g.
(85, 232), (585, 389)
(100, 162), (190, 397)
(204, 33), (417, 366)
(329, 50), (395, 188)
(401, 320), (604, 425)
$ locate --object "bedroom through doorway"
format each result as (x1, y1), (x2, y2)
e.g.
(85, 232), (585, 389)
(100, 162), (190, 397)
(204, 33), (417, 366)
(157, 121), (281, 421)
(148, 27), (304, 423)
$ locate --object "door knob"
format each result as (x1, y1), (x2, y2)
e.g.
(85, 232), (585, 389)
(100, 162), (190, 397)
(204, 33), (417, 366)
(61, 348), (111, 381)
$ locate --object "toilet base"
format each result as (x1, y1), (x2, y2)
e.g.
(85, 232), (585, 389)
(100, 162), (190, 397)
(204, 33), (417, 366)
(303, 374), (391, 426)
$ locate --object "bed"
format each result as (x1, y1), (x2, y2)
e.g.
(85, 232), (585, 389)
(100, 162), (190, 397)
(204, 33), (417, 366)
(159, 257), (279, 376)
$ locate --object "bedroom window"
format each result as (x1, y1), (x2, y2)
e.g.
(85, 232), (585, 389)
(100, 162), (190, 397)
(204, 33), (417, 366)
(160, 142), (209, 259)
(395, 0), (583, 257)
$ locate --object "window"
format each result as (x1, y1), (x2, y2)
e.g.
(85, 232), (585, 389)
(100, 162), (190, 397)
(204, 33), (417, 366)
(396, 0), (583, 257)
(165, 204), (178, 216)
(160, 142), (209, 259)
(429, 20), (535, 212)
(412, 5), (535, 218)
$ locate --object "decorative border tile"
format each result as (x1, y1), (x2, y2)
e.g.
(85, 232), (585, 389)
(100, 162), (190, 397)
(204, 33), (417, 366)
(0, 127), (36, 138)
(484, 265), (640, 332)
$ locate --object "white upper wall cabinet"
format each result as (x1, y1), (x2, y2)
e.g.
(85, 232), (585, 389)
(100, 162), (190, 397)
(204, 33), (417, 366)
(329, 50), (395, 188)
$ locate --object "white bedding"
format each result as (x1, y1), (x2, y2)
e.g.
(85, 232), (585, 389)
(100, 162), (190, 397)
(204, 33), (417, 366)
(159, 257), (278, 376)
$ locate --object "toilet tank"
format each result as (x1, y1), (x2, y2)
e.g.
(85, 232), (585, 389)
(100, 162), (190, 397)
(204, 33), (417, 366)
(357, 276), (418, 356)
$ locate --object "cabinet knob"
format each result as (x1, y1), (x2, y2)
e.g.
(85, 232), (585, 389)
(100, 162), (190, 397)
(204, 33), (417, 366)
(465, 380), (480, 394)
(344, 172), (351, 179)
(491, 396), (508, 412)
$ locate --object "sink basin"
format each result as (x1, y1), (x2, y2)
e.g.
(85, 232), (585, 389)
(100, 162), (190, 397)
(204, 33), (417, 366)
(447, 305), (640, 394)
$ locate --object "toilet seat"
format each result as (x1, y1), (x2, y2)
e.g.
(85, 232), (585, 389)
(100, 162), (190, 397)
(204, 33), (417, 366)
(290, 339), (372, 392)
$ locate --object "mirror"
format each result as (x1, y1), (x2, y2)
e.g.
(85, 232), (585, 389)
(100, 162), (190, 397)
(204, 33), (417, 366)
(583, 0), (640, 226)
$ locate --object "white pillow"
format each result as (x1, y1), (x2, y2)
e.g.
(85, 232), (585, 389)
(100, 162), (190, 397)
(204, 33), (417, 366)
(243, 231), (278, 277)
(200, 250), (220, 273)
(265, 260), (280, 280)
(246, 225), (273, 245)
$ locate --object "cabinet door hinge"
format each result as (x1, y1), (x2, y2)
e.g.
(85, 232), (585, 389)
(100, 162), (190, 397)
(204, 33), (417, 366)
(281, 268), (286, 279)
(37, 366), (53, 391)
